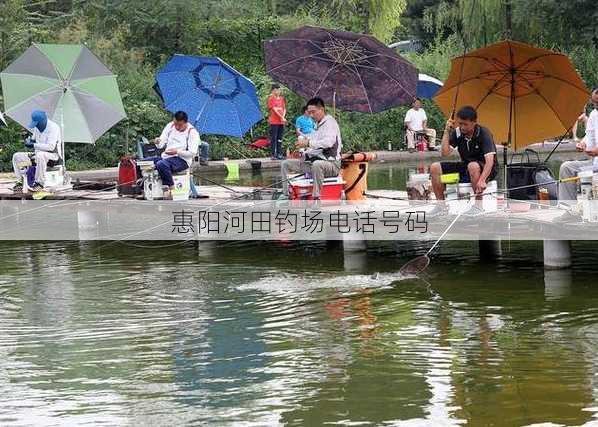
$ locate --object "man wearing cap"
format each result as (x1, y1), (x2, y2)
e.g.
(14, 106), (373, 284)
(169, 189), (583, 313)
(12, 110), (61, 193)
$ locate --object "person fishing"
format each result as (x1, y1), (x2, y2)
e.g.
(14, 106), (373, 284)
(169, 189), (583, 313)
(142, 110), (199, 200)
(555, 88), (598, 220)
(280, 97), (342, 200)
(12, 110), (61, 193)
(428, 106), (497, 216)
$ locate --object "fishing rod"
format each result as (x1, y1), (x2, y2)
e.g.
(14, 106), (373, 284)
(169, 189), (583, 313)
(367, 175), (581, 202)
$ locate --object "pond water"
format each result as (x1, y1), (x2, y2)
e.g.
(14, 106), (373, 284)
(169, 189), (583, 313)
(1, 157), (597, 426)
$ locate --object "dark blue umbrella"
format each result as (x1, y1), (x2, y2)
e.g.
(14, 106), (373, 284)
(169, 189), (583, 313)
(416, 73), (443, 99)
(155, 55), (262, 138)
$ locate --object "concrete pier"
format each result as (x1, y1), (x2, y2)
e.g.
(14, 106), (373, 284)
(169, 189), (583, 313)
(544, 268), (572, 300)
(479, 240), (502, 260)
(77, 209), (100, 240)
(543, 240), (572, 269)
(342, 230), (367, 253)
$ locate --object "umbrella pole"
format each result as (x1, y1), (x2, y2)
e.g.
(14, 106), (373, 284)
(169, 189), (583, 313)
(61, 108), (66, 185)
(505, 51), (516, 193)
(333, 89), (336, 117)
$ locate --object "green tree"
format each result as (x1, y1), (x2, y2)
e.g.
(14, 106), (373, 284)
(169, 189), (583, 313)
(369, 0), (408, 43)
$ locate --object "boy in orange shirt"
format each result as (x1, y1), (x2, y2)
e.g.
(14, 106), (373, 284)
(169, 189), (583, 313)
(267, 84), (286, 160)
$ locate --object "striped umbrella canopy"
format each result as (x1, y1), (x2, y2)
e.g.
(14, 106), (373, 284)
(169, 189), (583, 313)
(1, 43), (126, 144)
(0, 110), (6, 127)
(155, 55), (262, 138)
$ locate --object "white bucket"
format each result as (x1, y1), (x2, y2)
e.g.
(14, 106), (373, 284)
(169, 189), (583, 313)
(579, 169), (593, 183)
(409, 172), (430, 182)
(144, 174), (163, 201)
(172, 172), (190, 201)
(579, 172), (594, 221)
(44, 169), (64, 188)
(445, 183), (458, 201)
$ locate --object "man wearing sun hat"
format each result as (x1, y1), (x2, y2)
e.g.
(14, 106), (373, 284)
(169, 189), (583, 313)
(11, 110), (62, 193)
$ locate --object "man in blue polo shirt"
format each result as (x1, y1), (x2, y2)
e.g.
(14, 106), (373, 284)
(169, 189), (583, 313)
(295, 106), (316, 136)
(429, 106), (497, 215)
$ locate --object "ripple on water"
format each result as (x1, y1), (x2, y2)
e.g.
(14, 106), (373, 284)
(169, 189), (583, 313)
(1, 240), (598, 425)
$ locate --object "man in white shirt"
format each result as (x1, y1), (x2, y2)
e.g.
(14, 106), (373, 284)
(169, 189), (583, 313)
(12, 110), (61, 192)
(281, 97), (342, 200)
(146, 111), (199, 197)
(404, 98), (437, 151)
(558, 88), (598, 204)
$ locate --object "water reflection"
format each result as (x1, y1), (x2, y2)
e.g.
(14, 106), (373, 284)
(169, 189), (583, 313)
(0, 241), (597, 425)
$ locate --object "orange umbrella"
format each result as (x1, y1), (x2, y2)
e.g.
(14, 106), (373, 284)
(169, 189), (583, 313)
(434, 40), (589, 151)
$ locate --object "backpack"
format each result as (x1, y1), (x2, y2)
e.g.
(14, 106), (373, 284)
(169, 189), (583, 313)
(507, 148), (557, 200)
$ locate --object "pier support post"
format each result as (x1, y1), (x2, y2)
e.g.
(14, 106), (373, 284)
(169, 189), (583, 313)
(77, 209), (100, 240)
(342, 231), (367, 253)
(544, 269), (572, 300)
(543, 240), (572, 270)
(342, 231), (367, 271)
(479, 239), (502, 260)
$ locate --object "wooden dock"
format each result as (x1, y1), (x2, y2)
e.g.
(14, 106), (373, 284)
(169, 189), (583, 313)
(0, 175), (594, 270)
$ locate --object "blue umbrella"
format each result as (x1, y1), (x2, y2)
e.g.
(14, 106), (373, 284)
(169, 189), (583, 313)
(155, 55), (262, 138)
(416, 73), (443, 99)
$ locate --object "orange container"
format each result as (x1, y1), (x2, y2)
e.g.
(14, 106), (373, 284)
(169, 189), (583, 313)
(341, 152), (376, 201)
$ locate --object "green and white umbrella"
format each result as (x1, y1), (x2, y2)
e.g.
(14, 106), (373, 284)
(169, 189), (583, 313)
(0, 43), (126, 144)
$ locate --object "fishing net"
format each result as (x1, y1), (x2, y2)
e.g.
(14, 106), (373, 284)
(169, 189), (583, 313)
(399, 255), (430, 276)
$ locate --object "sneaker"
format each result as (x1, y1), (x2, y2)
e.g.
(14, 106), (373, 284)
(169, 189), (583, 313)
(408, 148), (416, 153)
(276, 155), (286, 160)
(12, 182), (23, 194)
(427, 203), (448, 217)
(461, 204), (485, 217)
(199, 159), (209, 166)
(30, 182), (44, 192)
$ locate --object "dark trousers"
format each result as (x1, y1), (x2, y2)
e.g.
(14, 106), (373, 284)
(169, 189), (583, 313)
(270, 124), (284, 158)
(144, 156), (188, 187)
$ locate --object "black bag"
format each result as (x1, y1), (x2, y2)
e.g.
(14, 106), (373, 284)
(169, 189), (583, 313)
(141, 143), (164, 158)
(507, 148), (556, 200)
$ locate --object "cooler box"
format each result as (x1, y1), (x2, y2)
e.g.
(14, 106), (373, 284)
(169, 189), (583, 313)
(289, 176), (345, 200)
